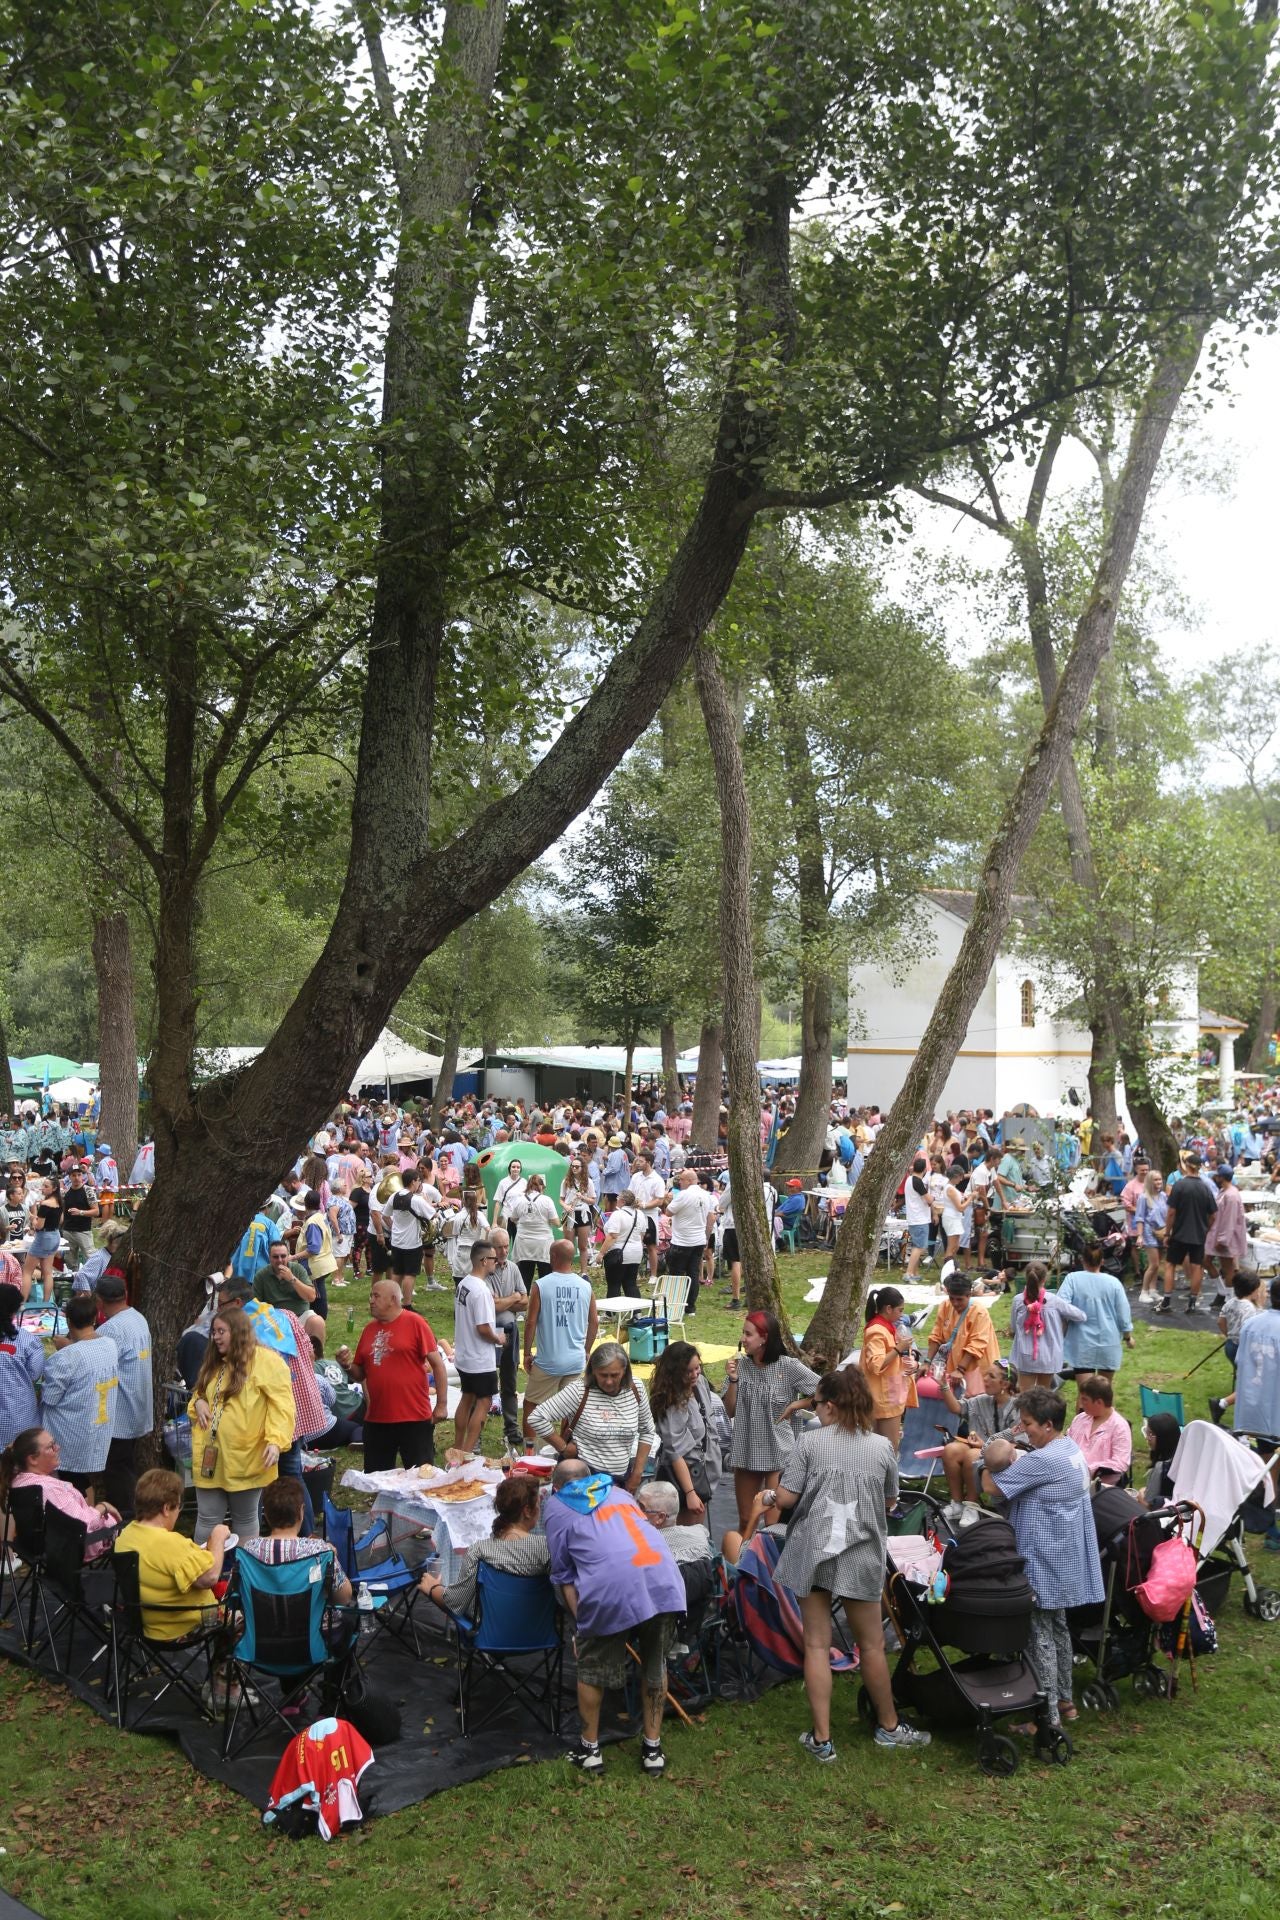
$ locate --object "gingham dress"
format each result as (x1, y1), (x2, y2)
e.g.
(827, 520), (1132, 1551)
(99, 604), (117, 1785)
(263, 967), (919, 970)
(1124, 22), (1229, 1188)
(773, 1423), (899, 1602)
(729, 1356), (820, 1474)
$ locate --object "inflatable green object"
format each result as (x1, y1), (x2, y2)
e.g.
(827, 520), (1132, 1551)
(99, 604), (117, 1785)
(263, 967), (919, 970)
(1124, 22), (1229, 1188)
(475, 1141), (568, 1210)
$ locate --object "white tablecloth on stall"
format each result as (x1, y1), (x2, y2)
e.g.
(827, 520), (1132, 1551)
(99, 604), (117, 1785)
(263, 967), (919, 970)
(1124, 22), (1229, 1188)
(340, 1462), (503, 1585)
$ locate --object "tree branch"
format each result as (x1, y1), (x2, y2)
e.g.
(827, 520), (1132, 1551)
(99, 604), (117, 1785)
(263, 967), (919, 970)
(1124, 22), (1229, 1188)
(0, 657), (162, 873)
(354, 0), (409, 197)
(910, 483), (1006, 536)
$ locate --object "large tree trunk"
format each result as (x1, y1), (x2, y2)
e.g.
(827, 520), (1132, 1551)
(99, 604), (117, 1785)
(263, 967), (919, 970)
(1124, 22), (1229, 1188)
(660, 1020), (680, 1113)
(767, 645), (833, 1179)
(431, 922), (474, 1126)
(0, 1009), (12, 1117)
(1248, 969), (1277, 1072)
(1086, 1003), (1119, 1137)
(690, 1023), (723, 1149)
(804, 333), (1204, 1357)
(1111, 992), (1182, 1173)
(695, 646), (785, 1324)
(92, 910), (139, 1178)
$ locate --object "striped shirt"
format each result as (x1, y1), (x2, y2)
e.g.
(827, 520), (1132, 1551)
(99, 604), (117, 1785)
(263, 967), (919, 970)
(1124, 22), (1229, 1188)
(100, 1306), (154, 1440)
(529, 1380), (657, 1478)
(40, 1337), (119, 1473)
(439, 1530), (551, 1619)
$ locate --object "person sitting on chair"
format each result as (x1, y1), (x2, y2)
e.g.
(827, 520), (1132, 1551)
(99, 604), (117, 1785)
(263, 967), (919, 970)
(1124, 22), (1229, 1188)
(115, 1467), (231, 1641)
(935, 1359), (1020, 1525)
(417, 1472), (550, 1618)
(1067, 1375), (1133, 1486)
(240, 1475), (352, 1604)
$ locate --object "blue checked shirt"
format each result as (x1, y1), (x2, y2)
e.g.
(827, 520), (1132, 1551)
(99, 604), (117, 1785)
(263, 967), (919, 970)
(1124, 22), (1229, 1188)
(41, 1337), (120, 1473)
(100, 1306), (154, 1439)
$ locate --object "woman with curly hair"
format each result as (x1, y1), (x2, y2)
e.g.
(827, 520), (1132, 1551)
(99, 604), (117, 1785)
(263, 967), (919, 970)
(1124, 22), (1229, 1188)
(649, 1340), (728, 1525)
(188, 1305), (294, 1543)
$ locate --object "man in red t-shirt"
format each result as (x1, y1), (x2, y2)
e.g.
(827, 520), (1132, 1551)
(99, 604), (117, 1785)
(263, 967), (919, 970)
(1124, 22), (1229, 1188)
(349, 1279), (449, 1470)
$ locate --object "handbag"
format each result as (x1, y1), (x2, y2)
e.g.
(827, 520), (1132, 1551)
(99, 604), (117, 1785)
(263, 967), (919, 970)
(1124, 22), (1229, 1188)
(658, 1450), (713, 1505)
(1134, 1536), (1199, 1622)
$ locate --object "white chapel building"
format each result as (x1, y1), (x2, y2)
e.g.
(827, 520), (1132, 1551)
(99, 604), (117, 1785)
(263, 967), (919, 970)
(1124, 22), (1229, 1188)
(846, 889), (1203, 1120)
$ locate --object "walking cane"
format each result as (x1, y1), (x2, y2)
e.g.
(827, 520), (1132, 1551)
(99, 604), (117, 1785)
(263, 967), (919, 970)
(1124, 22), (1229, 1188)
(626, 1641), (697, 1729)
(1181, 1338), (1227, 1381)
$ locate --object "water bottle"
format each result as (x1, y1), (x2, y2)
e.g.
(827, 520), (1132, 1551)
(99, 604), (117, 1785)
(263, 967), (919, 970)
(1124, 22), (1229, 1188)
(356, 1582), (374, 1636)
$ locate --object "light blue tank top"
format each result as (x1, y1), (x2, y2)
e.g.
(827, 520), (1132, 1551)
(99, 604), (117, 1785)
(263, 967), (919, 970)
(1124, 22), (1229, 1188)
(533, 1273), (593, 1376)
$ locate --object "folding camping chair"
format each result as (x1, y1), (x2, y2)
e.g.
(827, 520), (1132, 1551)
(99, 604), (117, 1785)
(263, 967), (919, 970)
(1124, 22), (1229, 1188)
(40, 1504), (114, 1683)
(220, 1549), (355, 1759)
(2, 1484), (54, 1654)
(322, 1493), (428, 1657)
(107, 1549), (225, 1729)
(896, 1399), (960, 1494)
(1140, 1386), (1186, 1427)
(441, 1563), (564, 1737)
(725, 1531), (857, 1702)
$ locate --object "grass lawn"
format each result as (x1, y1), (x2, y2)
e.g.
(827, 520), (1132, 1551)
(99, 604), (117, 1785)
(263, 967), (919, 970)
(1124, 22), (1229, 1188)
(3, 1253), (1277, 1920)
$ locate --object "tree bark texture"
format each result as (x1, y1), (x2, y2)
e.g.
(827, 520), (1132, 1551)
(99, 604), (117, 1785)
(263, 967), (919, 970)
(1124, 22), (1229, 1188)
(0, 1009), (12, 1117)
(92, 910), (139, 1178)
(1248, 970), (1276, 1072)
(803, 332), (1205, 1358)
(660, 1020), (680, 1112)
(431, 921), (475, 1127)
(690, 1023), (724, 1149)
(694, 645), (786, 1324)
(1086, 1009), (1119, 1138)
(767, 645), (833, 1180)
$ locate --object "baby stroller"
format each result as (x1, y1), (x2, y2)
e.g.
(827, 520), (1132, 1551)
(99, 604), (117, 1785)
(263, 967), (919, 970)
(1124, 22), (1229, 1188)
(1061, 1210), (1129, 1280)
(1068, 1488), (1196, 1707)
(876, 1495), (1068, 1774)
(1169, 1421), (1280, 1625)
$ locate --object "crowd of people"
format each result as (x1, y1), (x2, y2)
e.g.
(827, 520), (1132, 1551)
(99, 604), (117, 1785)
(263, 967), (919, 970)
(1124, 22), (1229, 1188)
(3, 1079), (1280, 1778)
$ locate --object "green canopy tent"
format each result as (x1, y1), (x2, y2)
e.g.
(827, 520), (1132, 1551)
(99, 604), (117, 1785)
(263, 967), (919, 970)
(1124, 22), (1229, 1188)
(16, 1054), (84, 1083)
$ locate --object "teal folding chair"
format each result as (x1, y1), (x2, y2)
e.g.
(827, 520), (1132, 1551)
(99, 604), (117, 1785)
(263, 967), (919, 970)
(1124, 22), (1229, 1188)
(1139, 1385), (1185, 1426)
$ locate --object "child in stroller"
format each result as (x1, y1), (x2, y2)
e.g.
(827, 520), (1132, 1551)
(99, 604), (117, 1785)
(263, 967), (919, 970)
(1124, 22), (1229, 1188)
(1061, 1211), (1130, 1281)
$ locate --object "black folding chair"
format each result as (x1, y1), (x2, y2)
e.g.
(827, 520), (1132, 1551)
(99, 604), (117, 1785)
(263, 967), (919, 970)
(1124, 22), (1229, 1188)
(1, 1485), (54, 1654)
(41, 1504), (114, 1682)
(107, 1550), (226, 1729)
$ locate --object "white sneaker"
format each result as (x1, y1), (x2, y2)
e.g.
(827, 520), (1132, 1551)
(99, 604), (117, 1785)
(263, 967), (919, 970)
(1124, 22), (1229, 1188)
(942, 1500), (963, 1523)
(1137, 1290), (1154, 1306)
(959, 1502), (982, 1527)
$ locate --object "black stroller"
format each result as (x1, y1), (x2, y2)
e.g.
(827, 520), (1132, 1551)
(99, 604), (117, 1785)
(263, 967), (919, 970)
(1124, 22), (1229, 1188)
(1061, 1209), (1129, 1279)
(874, 1496), (1070, 1774)
(1068, 1487), (1195, 1707)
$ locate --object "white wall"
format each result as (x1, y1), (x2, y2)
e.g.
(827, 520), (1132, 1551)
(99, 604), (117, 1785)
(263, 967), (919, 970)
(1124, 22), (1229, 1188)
(847, 899), (998, 1112)
(482, 1067), (538, 1107)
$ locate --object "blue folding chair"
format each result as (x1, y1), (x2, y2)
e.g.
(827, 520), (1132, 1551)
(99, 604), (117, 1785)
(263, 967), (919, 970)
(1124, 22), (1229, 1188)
(443, 1564), (564, 1737)
(322, 1493), (427, 1657)
(1139, 1386), (1186, 1426)
(897, 1398), (960, 1492)
(221, 1549), (354, 1758)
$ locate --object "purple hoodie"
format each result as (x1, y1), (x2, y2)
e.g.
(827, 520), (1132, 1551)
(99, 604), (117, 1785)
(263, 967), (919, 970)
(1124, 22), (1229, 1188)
(544, 1483), (685, 1637)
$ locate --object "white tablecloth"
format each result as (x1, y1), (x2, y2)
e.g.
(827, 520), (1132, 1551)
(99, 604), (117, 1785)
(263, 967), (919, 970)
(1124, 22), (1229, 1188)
(340, 1463), (503, 1584)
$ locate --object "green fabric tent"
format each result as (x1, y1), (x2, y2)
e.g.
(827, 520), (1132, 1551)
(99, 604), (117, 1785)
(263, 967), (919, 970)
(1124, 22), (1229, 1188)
(15, 1054), (84, 1082)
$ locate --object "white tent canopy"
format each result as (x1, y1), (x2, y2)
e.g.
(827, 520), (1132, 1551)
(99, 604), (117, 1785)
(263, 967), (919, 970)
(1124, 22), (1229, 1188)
(197, 1029), (442, 1090)
(48, 1075), (95, 1103)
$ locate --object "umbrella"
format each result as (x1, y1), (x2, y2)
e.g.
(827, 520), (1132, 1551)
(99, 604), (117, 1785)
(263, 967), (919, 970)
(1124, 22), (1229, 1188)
(17, 1054), (84, 1081)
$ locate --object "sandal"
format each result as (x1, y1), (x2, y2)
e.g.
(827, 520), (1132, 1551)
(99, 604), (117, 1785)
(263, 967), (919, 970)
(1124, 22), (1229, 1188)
(1007, 1721), (1039, 1737)
(1058, 1702), (1079, 1722)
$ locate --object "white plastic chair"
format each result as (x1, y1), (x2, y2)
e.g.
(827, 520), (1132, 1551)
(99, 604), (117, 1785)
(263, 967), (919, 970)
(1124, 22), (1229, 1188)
(653, 1271), (689, 1340)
